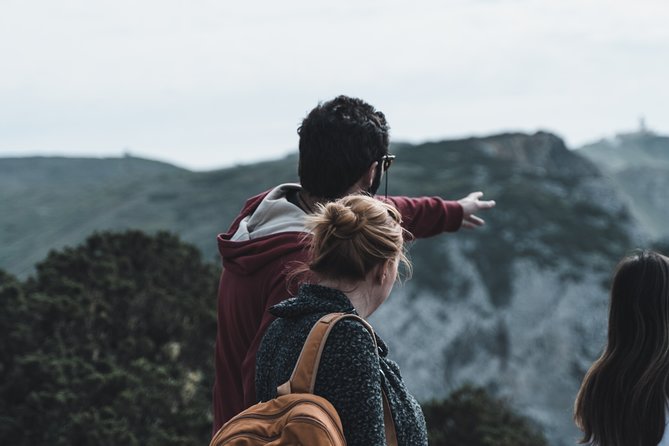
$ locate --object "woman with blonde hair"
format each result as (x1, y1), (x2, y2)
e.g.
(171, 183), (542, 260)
(255, 194), (427, 445)
(574, 250), (669, 446)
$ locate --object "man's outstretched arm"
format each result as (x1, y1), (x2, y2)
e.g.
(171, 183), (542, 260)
(386, 192), (495, 238)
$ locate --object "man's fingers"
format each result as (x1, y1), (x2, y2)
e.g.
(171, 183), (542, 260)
(465, 215), (485, 226)
(478, 200), (496, 209)
(461, 217), (484, 229)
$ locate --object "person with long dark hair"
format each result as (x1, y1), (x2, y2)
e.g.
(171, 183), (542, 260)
(574, 250), (669, 446)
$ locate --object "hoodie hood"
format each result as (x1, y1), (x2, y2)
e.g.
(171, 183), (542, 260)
(230, 183), (306, 242)
(218, 184), (310, 276)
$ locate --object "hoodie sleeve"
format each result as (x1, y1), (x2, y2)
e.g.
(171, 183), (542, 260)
(385, 196), (463, 238)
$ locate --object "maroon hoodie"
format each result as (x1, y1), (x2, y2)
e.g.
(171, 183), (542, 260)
(212, 184), (463, 433)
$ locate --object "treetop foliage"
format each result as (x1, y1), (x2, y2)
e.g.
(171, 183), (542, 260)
(0, 230), (218, 445)
(423, 384), (549, 446)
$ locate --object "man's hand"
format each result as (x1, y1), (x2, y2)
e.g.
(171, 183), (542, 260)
(457, 191), (496, 229)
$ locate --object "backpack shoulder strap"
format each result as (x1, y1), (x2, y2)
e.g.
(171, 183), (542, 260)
(276, 312), (398, 446)
(277, 312), (374, 395)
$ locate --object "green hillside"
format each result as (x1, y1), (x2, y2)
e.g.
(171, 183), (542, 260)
(0, 155), (298, 276)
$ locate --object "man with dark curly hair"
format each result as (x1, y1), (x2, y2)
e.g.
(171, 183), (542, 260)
(212, 95), (495, 433)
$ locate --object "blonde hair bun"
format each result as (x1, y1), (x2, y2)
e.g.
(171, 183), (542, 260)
(303, 194), (411, 282)
(320, 201), (365, 240)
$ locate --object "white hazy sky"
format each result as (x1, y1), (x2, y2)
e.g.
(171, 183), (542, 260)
(1, 0), (668, 171)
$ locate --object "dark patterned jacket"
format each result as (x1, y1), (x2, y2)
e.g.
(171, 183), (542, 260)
(255, 284), (428, 446)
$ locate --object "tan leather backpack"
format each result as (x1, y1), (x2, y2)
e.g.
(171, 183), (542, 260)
(209, 312), (397, 446)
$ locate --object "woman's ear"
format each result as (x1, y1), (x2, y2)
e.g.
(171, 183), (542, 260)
(372, 261), (386, 285)
(375, 259), (393, 285)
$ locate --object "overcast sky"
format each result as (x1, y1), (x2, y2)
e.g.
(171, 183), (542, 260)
(1, 0), (667, 170)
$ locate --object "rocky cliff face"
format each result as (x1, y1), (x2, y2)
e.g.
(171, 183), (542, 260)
(372, 247), (612, 445)
(371, 132), (641, 446)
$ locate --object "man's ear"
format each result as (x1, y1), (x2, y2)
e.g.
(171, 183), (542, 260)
(346, 161), (378, 195)
(363, 161), (377, 189)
